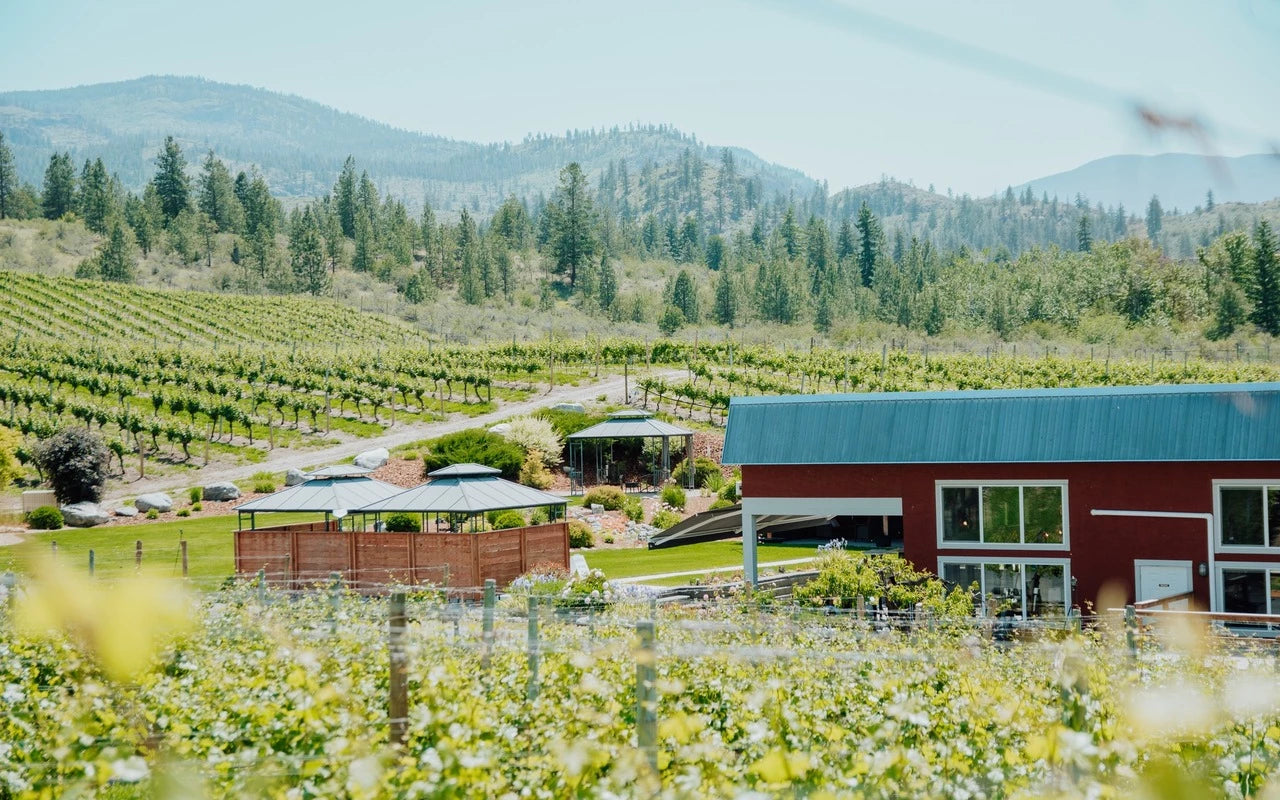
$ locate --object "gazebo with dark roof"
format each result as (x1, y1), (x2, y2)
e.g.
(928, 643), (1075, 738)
(357, 463), (567, 532)
(234, 472), (403, 531)
(565, 410), (695, 492)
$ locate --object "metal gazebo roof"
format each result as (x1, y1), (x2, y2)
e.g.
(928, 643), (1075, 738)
(305, 464), (373, 478)
(566, 410), (693, 440)
(235, 475), (405, 513)
(357, 463), (568, 514)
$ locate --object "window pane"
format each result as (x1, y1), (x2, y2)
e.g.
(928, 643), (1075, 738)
(942, 563), (981, 591)
(1272, 573), (1280, 616)
(1270, 489), (1280, 548)
(1222, 489), (1265, 546)
(983, 563), (1023, 617)
(1223, 570), (1267, 614)
(1024, 486), (1064, 544)
(942, 487), (979, 542)
(1026, 564), (1065, 617)
(982, 487), (1020, 543)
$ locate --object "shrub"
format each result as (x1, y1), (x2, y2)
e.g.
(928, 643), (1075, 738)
(146, 508), (159, 520)
(793, 550), (973, 618)
(489, 509), (527, 530)
(709, 497), (735, 510)
(253, 480), (276, 494)
(509, 564), (568, 597)
(651, 509), (682, 530)
(34, 427), (110, 504)
(583, 486), (626, 511)
(502, 416), (563, 467)
(603, 534), (615, 544)
(176, 508), (190, 517)
(188, 486), (201, 504)
(0, 425), (22, 491)
(622, 497), (644, 522)
(191, 502), (202, 512)
(660, 484), (686, 510)
(672, 456), (721, 489)
(422, 429), (524, 480)
(569, 520), (595, 548)
(530, 506), (549, 525)
(534, 408), (607, 439)
(26, 505), (63, 530)
(554, 568), (611, 610)
(718, 481), (741, 503)
(519, 450), (554, 489)
(385, 513), (421, 532)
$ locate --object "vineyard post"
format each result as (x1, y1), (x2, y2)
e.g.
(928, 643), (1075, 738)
(257, 568), (266, 604)
(856, 595), (865, 621)
(635, 620), (658, 773)
(1124, 604), (1138, 660)
(482, 578), (496, 668)
(181, 538), (188, 578)
(135, 540), (142, 572)
(88, 549), (94, 576)
(329, 571), (342, 633)
(51, 540), (57, 560)
(527, 596), (540, 701)
(388, 592), (408, 747)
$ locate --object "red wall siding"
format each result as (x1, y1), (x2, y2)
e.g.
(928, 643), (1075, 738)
(743, 461), (1280, 608)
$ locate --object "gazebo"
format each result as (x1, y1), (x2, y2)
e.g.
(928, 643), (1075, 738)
(234, 469), (404, 531)
(566, 410), (695, 492)
(358, 463), (568, 531)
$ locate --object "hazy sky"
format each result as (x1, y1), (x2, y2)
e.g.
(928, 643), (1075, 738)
(2, 0), (1276, 194)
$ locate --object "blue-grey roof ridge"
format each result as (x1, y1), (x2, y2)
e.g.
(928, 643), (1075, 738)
(728, 382), (1280, 407)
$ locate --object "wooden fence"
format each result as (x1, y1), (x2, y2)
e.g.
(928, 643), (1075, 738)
(234, 521), (569, 590)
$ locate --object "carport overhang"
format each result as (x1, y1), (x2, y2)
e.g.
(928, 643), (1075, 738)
(742, 497), (903, 586)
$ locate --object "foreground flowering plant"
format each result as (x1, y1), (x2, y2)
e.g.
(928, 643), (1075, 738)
(3, 571), (1280, 798)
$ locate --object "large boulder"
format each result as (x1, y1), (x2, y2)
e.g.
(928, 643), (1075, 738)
(284, 468), (307, 487)
(353, 447), (389, 470)
(61, 502), (110, 528)
(550, 402), (586, 414)
(134, 493), (173, 513)
(202, 482), (241, 502)
(113, 505), (138, 518)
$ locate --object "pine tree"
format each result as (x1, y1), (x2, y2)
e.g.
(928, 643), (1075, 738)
(548, 162), (595, 288)
(814, 288), (834, 333)
(924, 291), (945, 336)
(836, 218), (856, 261)
(0, 131), (16, 219)
(854, 202), (881, 288)
(335, 156), (357, 237)
(597, 253), (618, 310)
(1145, 195), (1163, 243)
(778, 206), (800, 259)
(198, 151), (244, 233)
(1076, 214), (1093, 252)
(152, 136), (190, 222)
(672, 269), (699, 323)
(290, 208), (328, 295)
(352, 213), (375, 273)
(41, 152), (76, 220)
(1205, 190), (1215, 212)
(1207, 285), (1245, 341)
(713, 268), (738, 326)
(1249, 220), (1280, 336)
(97, 219), (137, 283)
(77, 158), (114, 234)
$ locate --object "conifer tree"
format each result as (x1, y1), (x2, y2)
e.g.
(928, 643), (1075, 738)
(672, 269), (699, 323)
(597, 253), (618, 310)
(335, 156), (358, 237)
(713, 268), (738, 326)
(548, 162), (595, 288)
(41, 152), (76, 220)
(0, 131), (16, 219)
(854, 202), (881, 288)
(836, 218), (856, 261)
(290, 208), (328, 295)
(1076, 214), (1092, 252)
(152, 135), (190, 222)
(77, 158), (114, 234)
(198, 151), (244, 233)
(777, 206), (800, 259)
(352, 212), (375, 273)
(97, 219), (137, 283)
(1145, 195), (1163, 243)
(1249, 221), (1280, 336)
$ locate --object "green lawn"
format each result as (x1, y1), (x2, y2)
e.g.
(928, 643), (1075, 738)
(3, 511), (325, 590)
(576, 540), (819, 580)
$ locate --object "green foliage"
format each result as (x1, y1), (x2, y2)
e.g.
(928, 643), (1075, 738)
(191, 502), (202, 512)
(582, 486), (626, 511)
(718, 481), (741, 503)
(651, 509), (683, 530)
(146, 508), (160, 520)
(152, 135), (190, 222)
(658, 304), (685, 335)
(34, 427), (109, 504)
(252, 480), (276, 494)
(1249, 220), (1280, 336)
(422, 429), (524, 480)
(384, 512), (421, 533)
(0, 424), (21, 490)
(534, 408), (606, 439)
(622, 496), (644, 522)
(25, 505), (63, 530)
(487, 509), (527, 530)
(518, 451), (554, 489)
(660, 483), (687, 510)
(41, 152), (76, 220)
(188, 487), (202, 504)
(176, 508), (190, 517)
(502, 416), (563, 467)
(568, 520), (595, 548)
(794, 549), (973, 617)
(672, 456), (721, 489)
(709, 497), (735, 510)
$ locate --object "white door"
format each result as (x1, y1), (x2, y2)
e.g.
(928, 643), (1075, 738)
(1135, 561), (1193, 603)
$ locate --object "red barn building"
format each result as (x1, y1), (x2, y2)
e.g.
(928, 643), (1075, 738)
(721, 383), (1280, 616)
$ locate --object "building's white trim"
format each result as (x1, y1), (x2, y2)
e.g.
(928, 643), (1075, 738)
(1212, 480), (1280, 554)
(936, 555), (1072, 618)
(740, 497), (903, 517)
(1132, 559), (1194, 603)
(1214, 560), (1280, 615)
(934, 480), (1070, 551)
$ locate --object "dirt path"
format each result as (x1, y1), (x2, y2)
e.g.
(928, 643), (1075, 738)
(89, 369), (687, 506)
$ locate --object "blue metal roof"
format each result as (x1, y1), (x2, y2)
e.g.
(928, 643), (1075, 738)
(721, 383), (1280, 465)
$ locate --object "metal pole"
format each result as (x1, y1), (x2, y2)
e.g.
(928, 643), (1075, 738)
(527, 597), (540, 701)
(482, 578), (496, 668)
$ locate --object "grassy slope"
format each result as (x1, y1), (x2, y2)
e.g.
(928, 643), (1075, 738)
(4, 516), (816, 589)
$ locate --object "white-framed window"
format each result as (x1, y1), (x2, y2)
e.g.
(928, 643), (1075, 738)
(1214, 481), (1280, 552)
(936, 480), (1069, 549)
(937, 556), (1071, 618)
(1216, 562), (1280, 617)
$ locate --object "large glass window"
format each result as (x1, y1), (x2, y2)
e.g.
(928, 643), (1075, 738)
(939, 484), (1065, 545)
(940, 560), (1068, 618)
(1222, 569), (1268, 614)
(1218, 486), (1280, 548)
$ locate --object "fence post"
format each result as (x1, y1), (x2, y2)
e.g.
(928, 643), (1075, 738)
(856, 595), (866, 621)
(135, 540), (142, 572)
(527, 597), (540, 702)
(329, 571), (342, 633)
(482, 579), (496, 668)
(1124, 604), (1138, 659)
(51, 540), (57, 559)
(88, 549), (95, 576)
(257, 568), (266, 604)
(635, 620), (658, 773)
(388, 592), (408, 747)
(180, 539), (188, 578)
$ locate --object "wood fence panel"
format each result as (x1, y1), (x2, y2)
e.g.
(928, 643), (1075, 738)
(413, 534), (475, 586)
(479, 529), (525, 587)
(354, 532), (413, 585)
(294, 532), (351, 585)
(234, 531), (292, 578)
(525, 523), (569, 568)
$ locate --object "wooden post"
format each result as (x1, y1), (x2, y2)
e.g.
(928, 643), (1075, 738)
(482, 579), (496, 669)
(388, 592), (408, 746)
(527, 597), (540, 701)
(1124, 604), (1138, 660)
(257, 568), (266, 604)
(51, 540), (57, 559)
(180, 539), (188, 578)
(635, 620), (658, 773)
(856, 595), (866, 621)
(88, 549), (94, 576)
(330, 571), (342, 634)
(135, 540), (142, 572)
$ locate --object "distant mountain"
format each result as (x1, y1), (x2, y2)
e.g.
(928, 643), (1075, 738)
(0, 75), (815, 213)
(1015, 153), (1280, 213)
